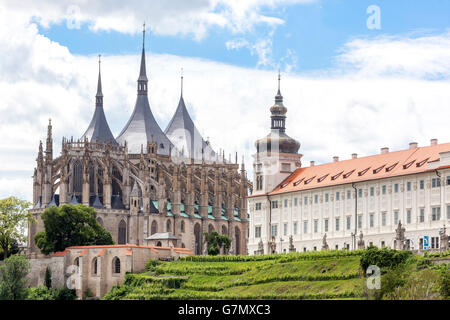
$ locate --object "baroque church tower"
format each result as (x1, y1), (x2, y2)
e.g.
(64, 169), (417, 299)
(253, 73), (302, 195)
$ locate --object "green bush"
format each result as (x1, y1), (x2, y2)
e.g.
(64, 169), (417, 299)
(0, 254), (30, 300)
(417, 259), (432, 270)
(145, 259), (162, 272)
(360, 246), (412, 273)
(27, 286), (76, 300)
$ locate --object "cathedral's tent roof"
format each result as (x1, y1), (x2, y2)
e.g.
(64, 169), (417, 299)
(268, 142), (450, 196)
(81, 58), (117, 145)
(165, 93), (215, 161)
(116, 30), (172, 155)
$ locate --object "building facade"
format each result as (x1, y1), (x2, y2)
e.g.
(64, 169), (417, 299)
(248, 76), (450, 255)
(27, 28), (249, 258)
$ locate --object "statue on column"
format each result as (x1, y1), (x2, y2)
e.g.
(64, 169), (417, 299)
(268, 236), (277, 254)
(395, 220), (406, 250)
(322, 234), (329, 250)
(257, 239), (264, 255)
(289, 235), (296, 252)
(440, 225), (449, 251)
(357, 231), (365, 249)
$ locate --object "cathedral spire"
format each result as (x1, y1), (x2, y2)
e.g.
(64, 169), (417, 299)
(96, 54), (103, 107)
(138, 23), (148, 95)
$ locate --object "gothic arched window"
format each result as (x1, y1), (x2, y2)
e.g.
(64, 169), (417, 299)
(151, 220), (157, 235)
(118, 220), (126, 244)
(112, 257), (120, 274)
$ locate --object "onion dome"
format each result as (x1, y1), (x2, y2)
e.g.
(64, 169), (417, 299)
(255, 72), (300, 154)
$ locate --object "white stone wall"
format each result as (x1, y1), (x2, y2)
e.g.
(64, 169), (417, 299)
(248, 168), (450, 254)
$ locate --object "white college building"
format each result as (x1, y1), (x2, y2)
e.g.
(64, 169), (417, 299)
(247, 76), (450, 255)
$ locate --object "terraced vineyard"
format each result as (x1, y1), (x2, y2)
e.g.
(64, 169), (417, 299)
(103, 250), (366, 300)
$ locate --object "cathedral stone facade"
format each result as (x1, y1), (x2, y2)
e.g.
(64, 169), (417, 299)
(27, 29), (249, 258)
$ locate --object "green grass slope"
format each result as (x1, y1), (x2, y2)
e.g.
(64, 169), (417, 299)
(103, 250), (366, 300)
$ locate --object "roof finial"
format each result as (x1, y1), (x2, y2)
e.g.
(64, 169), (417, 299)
(181, 67), (184, 97)
(142, 23), (146, 49)
(277, 68), (281, 94)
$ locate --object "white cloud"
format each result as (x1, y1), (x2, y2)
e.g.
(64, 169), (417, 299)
(1, 7), (450, 203)
(1, 0), (314, 39)
(337, 32), (450, 79)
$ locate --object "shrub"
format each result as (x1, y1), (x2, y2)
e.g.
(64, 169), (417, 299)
(145, 259), (162, 272)
(27, 286), (77, 300)
(360, 246), (412, 273)
(439, 265), (450, 299)
(417, 259), (432, 270)
(44, 267), (52, 289)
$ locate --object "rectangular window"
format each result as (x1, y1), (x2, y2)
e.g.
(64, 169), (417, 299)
(293, 222), (297, 235)
(447, 205), (450, 220)
(303, 221), (308, 234)
(382, 185), (386, 195)
(394, 211), (399, 225)
(347, 190), (351, 199)
(369, 214), (374, 228)
(294, 198), (298, 206)
(407, 181), (411, 191)
(324, 219), (329, 232)
(314, 220), (318, 233)
(419, 180), (424, 190)
(284, 223), (288, 236)
(281, 163), (291, 172)
(314, 195), (318, 204)
(255, 203), (261, 210)
(336, 192), (340, 201)
(432, 178), (441, 188)
(358, 215), (362, 229)
(304, 196), (308, 205)
(346, 216), (351, 230)
(271, 224), (278, 237)
(407, 209), (411, 224)
(358, 188), (363, 198)
(271, 201), (278, 209)
(432, 207), (441, 221)
(382, 212), (387, 226)
(419, 208), (425, 222)
(325, 193), (329, 202)
(394, 183), (399, 193)
(370, 187), (374, 196)
(255, 226), (261, 238)
(335, 218), (340, 231)
(447, 176), (450, 186)
(284, 199), (288, 208)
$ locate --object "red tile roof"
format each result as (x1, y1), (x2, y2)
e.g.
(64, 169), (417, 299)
(268, 142), (450, 196)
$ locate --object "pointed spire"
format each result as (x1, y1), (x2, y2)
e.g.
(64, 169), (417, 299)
(138, 23), (148, 91)
(96, 54), (103, 107)
(46, 118), (53, 161)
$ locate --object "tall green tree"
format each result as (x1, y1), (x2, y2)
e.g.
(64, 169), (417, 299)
(34, 204), (113, 255)
(0, 254), (30, 300)
(203, 231), (231, 255)
(0, 196), (33, 260)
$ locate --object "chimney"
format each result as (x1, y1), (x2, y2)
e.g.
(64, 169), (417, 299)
(430, 138), (438, 146)
(333, 156), (339, 162)
(351, 153), (357, 159)
(310, 161), (315, 167)
(409, 142), (418, 149)
(380, 147), (389, 154)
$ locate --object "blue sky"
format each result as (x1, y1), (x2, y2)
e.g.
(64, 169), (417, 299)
(37, 0), (450, 72)
(1, 0), (450, 201)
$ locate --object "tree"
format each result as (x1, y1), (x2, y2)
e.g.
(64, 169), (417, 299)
(203, 231), (231, 255)
(34, 204), (114, 255)
(0, 196), (33, 260)
(44, 267), (52, 289)
(0, 254), (30, 300)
